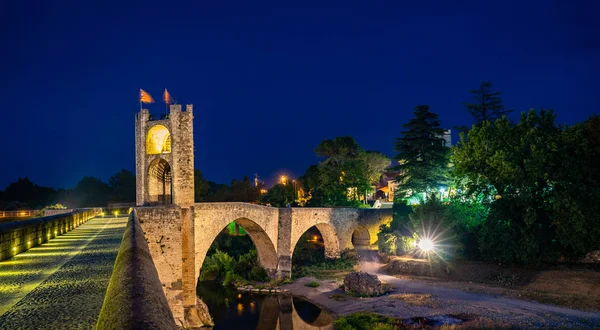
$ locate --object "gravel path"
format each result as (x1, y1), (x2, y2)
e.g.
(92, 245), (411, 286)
(284, 251), (600, 329)
(0, 216), (127, 329)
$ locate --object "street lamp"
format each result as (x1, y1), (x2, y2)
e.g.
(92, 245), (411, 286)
(280, 176), (287, 185)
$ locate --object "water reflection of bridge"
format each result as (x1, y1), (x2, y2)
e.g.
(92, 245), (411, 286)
(258, 295), (333, 330)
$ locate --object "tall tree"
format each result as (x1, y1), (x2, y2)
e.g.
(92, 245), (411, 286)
(363, 151), (390, 202)
(364, 151), (390, 186)
(464, 81), (512, 125)
(67, 176), (112, 207)
(261, 183), (296, 207)
(1, 177), (57, 209)
(393, 105), (450, 199)
(108, 169), (136, 203)
(315, 136), (370, 206)
(194, 169), (210, 202)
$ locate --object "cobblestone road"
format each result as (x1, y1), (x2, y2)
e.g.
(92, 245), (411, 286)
(0, 216), (127, 329)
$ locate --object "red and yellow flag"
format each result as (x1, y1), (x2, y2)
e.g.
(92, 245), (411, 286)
(163, 88), (173, 105)
(140, 89), (154, 104)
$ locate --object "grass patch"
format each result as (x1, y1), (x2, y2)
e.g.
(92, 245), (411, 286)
(329, 293), (350, 301)
(389, 293), (439, 308)
(334, 312), (399, 330)
(293, 250), (359, 280)
(305, 280), (320, 288)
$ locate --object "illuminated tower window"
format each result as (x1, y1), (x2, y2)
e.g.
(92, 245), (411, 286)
(146, 125), (172, 154)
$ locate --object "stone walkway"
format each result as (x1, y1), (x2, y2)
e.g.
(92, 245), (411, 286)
(0, 216), (127, 329)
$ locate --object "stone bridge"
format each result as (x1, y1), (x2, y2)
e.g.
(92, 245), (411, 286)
(134, 202), (392, 326)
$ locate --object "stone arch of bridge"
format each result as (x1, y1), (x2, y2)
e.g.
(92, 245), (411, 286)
(351, 225), (371, 247)
(291, 222), (340, 259)
(292, 296), (333, 328)
(193, 213), (279, 284)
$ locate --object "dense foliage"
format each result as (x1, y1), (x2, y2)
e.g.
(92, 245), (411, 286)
(199, 249), (268, 286)
(0, 170), (135, 209)
(299, 136), (390, 207)
(200, 230), (269, 285)
(382, 82), (600, 264)
(261, 182), (296, 207)
(453, 111), (600, 263)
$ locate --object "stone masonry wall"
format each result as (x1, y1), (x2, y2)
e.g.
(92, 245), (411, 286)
(97, 212), (177, 330)
(170, 105), (195, 207)
(135, 109), (149, 206)
(0, 208), (101, 261)
(135, 206), (184, 326)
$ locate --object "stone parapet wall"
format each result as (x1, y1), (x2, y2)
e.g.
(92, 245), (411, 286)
(97, 211), (177, 330)
(43, 209), (73, 217)
(0, 208), (101, 261)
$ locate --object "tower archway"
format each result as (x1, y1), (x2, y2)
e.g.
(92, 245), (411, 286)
(146, 124), (171, 154)
(147, 158), (172, 205)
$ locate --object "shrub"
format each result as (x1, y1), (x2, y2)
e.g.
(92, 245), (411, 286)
(305, 280), (320, 288)
(293, 249), (358, 279)
(334, 313), (399, 330)
(200, 249), (269, 285)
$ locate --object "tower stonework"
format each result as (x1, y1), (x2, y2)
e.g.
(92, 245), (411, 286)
(135, 104), (195, 207)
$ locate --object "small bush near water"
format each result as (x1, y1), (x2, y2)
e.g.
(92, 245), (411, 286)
(334, 313), (399, 330)
(293, 250), (359, 279)
(305, 280), (320, 288)
(199, 249), (268, 286)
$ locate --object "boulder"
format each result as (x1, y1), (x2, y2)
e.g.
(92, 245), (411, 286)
(580, 250), (600, 263)
(343, 271), (389, 297)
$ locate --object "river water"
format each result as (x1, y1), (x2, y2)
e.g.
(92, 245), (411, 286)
(197, 281), (334, 329)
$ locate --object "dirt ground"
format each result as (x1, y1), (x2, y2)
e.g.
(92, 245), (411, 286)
(384, 257), (600, 311)
(283, 256), (600, 329)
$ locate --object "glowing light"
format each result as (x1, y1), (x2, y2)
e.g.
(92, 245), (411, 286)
(280, 176), (287, 185)
(27, 241), (31, 246)
(236, 303), (244, 315)
(54, 230), (57, 236)
(313, 235), (318, 241)
(113, 210), (120, 217)
(12, 247), (17, 252)
(146, 125), (171, 154)
(418, 239), (434, 252)
(237, 294), (242, 299)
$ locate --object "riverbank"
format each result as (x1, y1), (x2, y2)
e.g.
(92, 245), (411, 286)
(284, 273), (600, 329)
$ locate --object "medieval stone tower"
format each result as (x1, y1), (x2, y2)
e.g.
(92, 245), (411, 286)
(135, 104), (194, 207)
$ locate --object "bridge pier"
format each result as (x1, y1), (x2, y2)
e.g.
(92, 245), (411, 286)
(276, 208), (293, 278)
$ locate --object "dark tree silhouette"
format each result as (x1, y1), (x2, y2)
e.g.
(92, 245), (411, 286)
(464, 81), (512, 126)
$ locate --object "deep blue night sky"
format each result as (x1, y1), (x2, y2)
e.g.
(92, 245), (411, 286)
(1, 0), (599, 189)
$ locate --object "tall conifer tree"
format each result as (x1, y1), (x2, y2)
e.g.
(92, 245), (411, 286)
(393, 105), (449, 199)
(464, 81), (511, 125)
